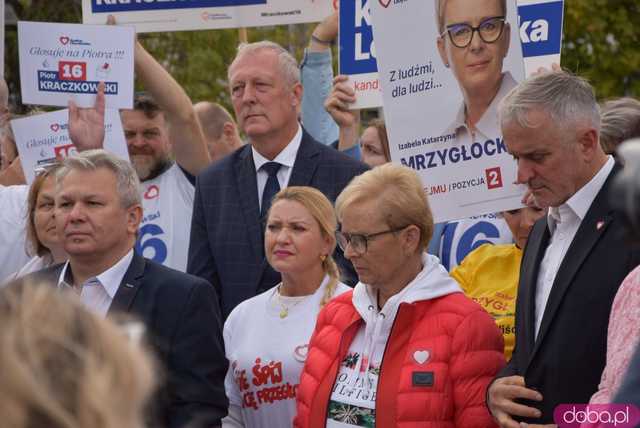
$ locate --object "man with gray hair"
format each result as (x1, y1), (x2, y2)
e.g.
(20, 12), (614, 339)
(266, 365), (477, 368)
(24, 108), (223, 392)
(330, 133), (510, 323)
(29, 149), (228, 428)
(487, 71), (640, 426)
(187, 41), (368, 317)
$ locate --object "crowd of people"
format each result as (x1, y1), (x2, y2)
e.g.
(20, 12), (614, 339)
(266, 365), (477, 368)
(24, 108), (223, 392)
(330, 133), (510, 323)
(2, 1), (640, 428)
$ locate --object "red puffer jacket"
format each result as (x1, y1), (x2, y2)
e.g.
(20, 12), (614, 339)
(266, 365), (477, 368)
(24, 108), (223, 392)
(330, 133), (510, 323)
(294, 290), (504, 428)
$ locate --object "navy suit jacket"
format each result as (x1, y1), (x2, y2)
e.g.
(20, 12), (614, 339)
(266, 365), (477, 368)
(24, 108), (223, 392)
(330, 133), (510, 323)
(30, 253), (228, 428)
(187, 130), (368, 317)
(497, 163), (640, 423)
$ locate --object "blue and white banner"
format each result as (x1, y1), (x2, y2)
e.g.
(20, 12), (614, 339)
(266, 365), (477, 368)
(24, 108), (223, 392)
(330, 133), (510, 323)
(339, 0), (563, 111)
(82, 0), (336, 33)
(18, 21), (134, 109)
(339, 0), (382, 109)
(518, 0), (564, 75)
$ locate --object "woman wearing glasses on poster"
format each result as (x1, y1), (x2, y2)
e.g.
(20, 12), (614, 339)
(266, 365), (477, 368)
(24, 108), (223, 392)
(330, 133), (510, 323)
(437, 0), (516, 143)
(295, 164), (504, 428)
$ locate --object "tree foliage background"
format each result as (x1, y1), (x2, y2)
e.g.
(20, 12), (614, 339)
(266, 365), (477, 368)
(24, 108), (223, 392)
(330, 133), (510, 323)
(5, 0), (640, 114)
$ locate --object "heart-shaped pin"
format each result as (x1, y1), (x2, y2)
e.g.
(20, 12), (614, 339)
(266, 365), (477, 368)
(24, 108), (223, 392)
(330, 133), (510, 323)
(50, 123), (60, 132)
(59, 36), (70, 45)
(379, 0), (392, 8)
(293, 344), (309, 363)
(413, 350), (430, 365)
(144, 185), (159, 199)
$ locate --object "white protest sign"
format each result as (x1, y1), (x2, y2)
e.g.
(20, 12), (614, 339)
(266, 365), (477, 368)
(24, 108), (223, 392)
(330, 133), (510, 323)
(82, 0), (336, 33)
(18, 21), (134, 109)
(339, 0), (382, 109)
(11, 109), (130, 185)
(371, 0), (525, 223)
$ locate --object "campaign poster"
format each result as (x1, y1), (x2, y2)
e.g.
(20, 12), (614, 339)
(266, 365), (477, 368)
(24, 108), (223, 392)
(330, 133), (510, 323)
(518, 0), (564, 75)
(371, 0), (525, 223)
(11, 109), (130, 184)
(18, 21), (135, 109)
(82, 0), (336, 33)
(339, 0), (382, 109)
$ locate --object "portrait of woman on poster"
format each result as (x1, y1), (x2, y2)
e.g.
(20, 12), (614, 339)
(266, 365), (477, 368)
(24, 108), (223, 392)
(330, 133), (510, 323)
(437, 0), (517, 143)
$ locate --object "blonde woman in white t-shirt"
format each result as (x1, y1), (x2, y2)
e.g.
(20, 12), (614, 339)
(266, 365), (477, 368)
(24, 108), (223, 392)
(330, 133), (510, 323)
(222, 186), (350, 428)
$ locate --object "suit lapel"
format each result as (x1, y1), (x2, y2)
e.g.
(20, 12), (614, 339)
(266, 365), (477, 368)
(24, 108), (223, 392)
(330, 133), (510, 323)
(520, 219), (551, 360)
(235, 146), (264, 262)
(528, 165), (618, 363)
(109, 253), (145, 314)
(288, 131), (320, 187)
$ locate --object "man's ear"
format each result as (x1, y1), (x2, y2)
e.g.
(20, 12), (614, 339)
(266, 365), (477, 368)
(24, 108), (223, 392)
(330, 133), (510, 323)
(577, 127), (601, 160)
(127, 204), (143, 235)
(222, 122), (236, 139)
(291, 82), (303, 107)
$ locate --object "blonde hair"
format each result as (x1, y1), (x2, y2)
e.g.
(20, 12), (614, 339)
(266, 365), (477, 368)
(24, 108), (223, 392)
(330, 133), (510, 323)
(0, 281), (155, 428)
(269, 186), (340, 307)
(335, 163), (434, 253)
(25, 163), (61, 257)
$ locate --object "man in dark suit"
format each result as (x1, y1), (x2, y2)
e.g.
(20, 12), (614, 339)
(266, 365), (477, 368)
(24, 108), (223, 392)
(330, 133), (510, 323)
(31, 150), (227, 428)
(486, 71), (640, 426)
(187, 41), (368, 318)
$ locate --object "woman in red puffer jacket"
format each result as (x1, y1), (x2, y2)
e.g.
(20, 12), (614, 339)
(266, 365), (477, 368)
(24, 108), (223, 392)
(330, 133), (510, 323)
(294, 164), (505, 428)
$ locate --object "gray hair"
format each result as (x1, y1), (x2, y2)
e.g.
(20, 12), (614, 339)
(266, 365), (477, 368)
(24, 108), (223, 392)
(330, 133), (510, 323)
(499, 70), (601, 136)
(56, 149), (141, 208)
(229, 40), (300, 86)
(600, 97), (640, 154)
(435, 0), (507, 34)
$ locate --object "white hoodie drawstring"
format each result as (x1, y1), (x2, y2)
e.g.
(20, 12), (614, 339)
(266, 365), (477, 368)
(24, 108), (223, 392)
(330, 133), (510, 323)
(347, 305), (375, 390)
(348, 306), (386, 394)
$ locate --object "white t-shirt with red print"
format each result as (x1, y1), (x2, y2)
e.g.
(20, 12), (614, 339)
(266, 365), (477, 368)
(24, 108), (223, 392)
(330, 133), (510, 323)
(137, 164), (194, 272)
(223, 277), (350, 428)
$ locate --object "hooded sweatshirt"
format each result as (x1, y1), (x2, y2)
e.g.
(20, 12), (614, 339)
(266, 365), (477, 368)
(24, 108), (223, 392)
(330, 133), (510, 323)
(326, 253), (462, 427)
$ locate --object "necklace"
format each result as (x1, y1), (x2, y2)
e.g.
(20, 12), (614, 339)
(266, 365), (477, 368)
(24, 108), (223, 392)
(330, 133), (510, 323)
(275, 284), (309, 319)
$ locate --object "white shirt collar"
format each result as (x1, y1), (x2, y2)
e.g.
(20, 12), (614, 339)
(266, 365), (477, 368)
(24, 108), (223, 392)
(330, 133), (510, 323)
(252, 124), (303, 172)
(450, 72), (517, 139)
(57, 249), (134, 298)
(547, 156), (615, 230)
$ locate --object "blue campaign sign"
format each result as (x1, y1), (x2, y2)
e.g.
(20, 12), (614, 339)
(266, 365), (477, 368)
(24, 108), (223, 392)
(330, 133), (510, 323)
(91, 0), (266, 13)
(517, 1), (564, 58)
(339, 0), (378, 75)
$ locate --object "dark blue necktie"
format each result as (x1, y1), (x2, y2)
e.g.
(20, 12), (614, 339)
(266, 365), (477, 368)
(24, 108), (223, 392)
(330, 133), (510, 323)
(260, 161), (282, 219)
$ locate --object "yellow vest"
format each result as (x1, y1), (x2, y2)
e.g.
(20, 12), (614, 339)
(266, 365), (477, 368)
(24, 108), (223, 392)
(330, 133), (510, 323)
(450, 243), (521, 360)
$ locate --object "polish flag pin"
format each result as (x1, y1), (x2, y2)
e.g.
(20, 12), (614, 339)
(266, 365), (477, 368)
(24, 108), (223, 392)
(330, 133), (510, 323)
(596, 220), (605, 230)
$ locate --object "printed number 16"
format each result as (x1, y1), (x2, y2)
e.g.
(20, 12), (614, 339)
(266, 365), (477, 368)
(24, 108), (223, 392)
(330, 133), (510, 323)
(59, 61), (86, 81)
